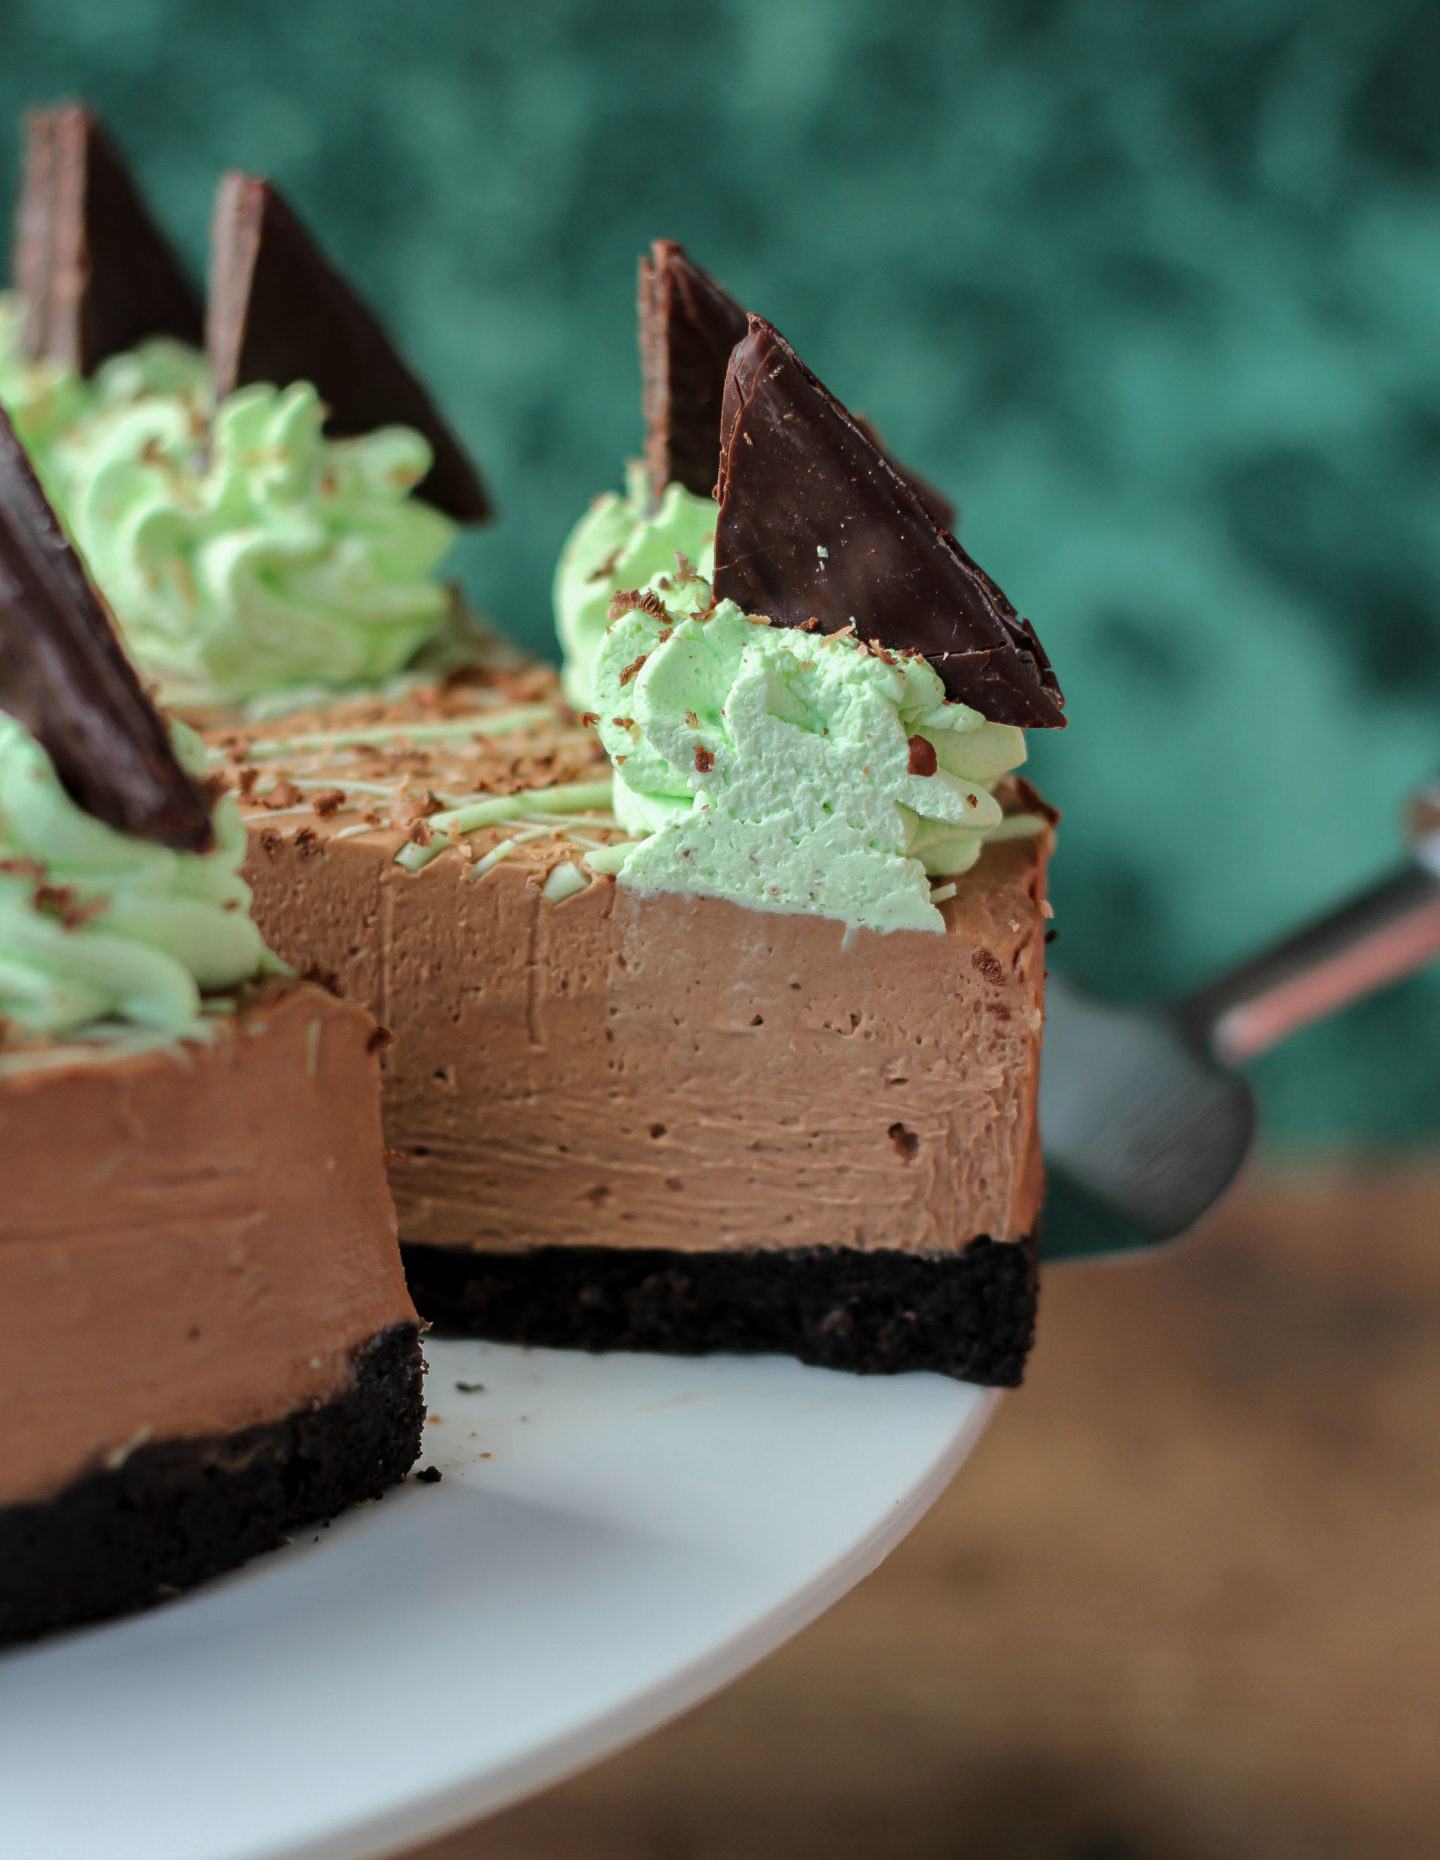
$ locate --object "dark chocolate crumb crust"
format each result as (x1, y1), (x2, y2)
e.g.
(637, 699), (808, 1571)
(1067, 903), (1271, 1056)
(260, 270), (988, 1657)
(0, 1323), (424, 1651)
(404, 1237), (1037, 1387)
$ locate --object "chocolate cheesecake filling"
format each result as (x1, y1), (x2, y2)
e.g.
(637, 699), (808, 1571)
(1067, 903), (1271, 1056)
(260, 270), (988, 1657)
(0, 981), (419, 1508)
(245, 839), (1047, 1260)
(212, 676), (1048, 1247)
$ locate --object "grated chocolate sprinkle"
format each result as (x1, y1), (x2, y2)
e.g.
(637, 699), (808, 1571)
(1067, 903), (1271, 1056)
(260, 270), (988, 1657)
(906, 735), (938, 778)
(971, 948), (1006, 985)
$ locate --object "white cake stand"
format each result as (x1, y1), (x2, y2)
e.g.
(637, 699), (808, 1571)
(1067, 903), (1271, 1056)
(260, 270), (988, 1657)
(0, 1337), (992, 1860)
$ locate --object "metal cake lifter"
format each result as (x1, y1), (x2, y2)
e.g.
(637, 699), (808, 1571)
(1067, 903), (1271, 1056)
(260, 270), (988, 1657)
(1040, 799), (1440, 1257)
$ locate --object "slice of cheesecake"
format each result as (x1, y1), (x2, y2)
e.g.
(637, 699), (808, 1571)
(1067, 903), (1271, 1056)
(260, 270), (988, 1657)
(0, 408), (422, 1647)
(202, 245), (1064, 1389)
(214, 666), (1053, 1384)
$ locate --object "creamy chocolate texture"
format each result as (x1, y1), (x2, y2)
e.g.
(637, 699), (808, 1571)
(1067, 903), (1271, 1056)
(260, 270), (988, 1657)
(206, 675), (1050, 1271)
(251, 837), (1047, 1258)
(0, 981), (416, 1506)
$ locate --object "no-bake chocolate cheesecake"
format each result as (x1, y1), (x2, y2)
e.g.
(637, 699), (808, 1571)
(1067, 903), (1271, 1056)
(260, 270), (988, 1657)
(0, 115), (1065, 1388)
(0, 403), (422, 1648)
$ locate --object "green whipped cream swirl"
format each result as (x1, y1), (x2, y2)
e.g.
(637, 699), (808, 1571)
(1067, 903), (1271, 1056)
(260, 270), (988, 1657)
(0, 295), (458, 710)
(0, 713), (270, 1042)
(592, 569), (1031, 935)
(555, 460), (716, 709)
(51, 358), (457, 708)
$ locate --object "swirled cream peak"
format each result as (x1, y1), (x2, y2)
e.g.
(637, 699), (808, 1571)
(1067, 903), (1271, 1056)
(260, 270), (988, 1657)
(0, 300), (458, 708)
(0, 712), (269, 1041)
(592, 568), (1030, 935)
(555, 460), (716, 709)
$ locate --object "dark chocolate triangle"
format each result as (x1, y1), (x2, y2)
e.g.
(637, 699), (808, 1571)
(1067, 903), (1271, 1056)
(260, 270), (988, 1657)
(713, 318), (1064, 729)
(638, 240), (956, 530)
(0, 409), (212, 851)
(851, 413), (956, 534)
(13, 104), (203, 376)
(207, 173), (491, 524)
(639, 241), (750, 506)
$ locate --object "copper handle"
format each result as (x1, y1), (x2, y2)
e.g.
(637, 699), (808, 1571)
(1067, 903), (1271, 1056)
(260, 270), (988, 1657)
(1180, 823), (1440, 1067)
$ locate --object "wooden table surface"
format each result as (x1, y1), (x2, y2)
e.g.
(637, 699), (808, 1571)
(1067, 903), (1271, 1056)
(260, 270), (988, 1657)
(407, 1164), (1440, 1860)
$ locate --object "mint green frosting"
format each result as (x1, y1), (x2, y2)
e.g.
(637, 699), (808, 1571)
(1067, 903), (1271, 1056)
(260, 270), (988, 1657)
(592, 571), (1029, 935)
(0, 713), (270, 1041)
(0, 297), (94, 462)
(0, 294), (457, 709)
(555, 461), (716, 709)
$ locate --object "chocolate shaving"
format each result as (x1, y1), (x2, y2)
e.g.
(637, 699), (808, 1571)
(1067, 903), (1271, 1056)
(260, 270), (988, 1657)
(713, 318), (1065, 729)
(0, 856), (45, 883)
(0, 408), (213, 849)
(972, 948), (1007, 985)
(639, 240), (956, 529)
(34, 881), (105, 930)
(13, 104), (202, 376)
(906, 735), (938, 777)
(607, 586), (670, 624)
(207, 173), (490, 523)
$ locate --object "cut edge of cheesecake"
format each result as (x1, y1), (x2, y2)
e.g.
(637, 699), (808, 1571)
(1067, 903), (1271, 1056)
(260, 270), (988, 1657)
(0, 978), (425, 1647)
(207, 671), (1053, 1385)
(0, 1323), (422, 1648)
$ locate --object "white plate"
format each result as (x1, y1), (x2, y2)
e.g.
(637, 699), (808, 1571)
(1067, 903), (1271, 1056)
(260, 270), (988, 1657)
(0, 1338), (992, 1860)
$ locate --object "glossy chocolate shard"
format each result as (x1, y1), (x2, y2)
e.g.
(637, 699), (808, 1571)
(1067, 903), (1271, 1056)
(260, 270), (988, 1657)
(851, 414), (956, 534)
(13, 104), (203, 376)
(638, 240), (957, 530)
(639, 240), (750, 506)
(207, 173), (491, 524)
(0, 409), (212, 851)
(713, 318), (1064, 729)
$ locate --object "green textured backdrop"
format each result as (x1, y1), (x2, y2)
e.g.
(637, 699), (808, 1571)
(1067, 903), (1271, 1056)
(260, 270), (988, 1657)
(2, 0), (1438, 1142)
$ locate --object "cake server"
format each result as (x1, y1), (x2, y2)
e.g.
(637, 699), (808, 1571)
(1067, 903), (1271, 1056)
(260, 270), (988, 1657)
(1039, 800), (1440, 1260)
